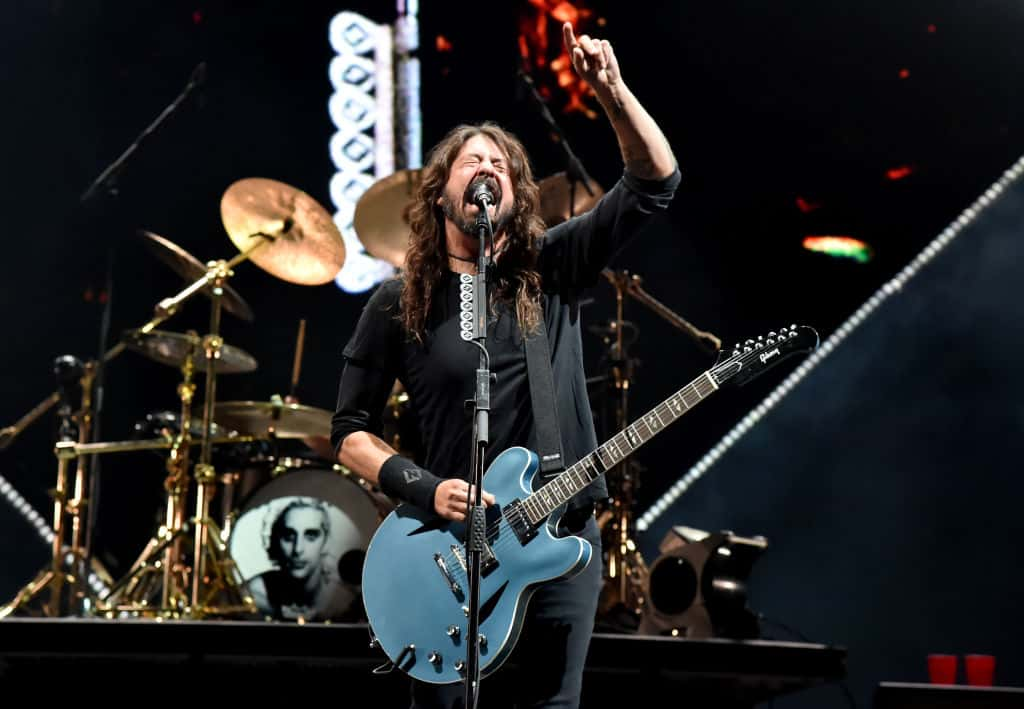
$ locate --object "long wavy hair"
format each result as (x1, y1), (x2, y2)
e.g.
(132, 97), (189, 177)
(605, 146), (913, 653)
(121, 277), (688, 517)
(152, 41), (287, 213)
(400, 122), (546, 342)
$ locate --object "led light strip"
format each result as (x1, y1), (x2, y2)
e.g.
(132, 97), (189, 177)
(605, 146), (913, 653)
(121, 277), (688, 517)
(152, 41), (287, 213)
(0, 472), (110, 597)
(637, 153), (1024, 532)
(328, 11), (398, 293)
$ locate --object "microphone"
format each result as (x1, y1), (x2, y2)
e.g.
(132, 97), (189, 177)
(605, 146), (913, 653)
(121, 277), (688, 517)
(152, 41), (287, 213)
(470, 180), (495, 209)
(188, 61), (207, 90)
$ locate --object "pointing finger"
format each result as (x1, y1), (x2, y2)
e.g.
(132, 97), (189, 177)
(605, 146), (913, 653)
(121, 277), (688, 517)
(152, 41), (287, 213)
(562, 21), (577, 53)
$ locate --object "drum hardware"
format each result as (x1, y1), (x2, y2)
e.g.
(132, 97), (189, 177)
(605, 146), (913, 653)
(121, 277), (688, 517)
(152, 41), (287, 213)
(97, 334), (231, 616)
(140, 230), (255, 322)
(591, 270), (724, 632)
(226, 465), (388, 622)
(212, 398), (333, 441)
(220, 177), (347, 286)
(536, 170), (604, 226)
(123, 329), (259, 374)
(289, 318), (307, 400)
(1, 178), (344, 619)
(352, 168), (422, 268)
(0, 357), (99, 619)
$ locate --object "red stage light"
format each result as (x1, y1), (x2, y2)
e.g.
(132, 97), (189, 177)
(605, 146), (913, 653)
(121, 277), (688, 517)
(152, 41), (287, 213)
(898, 68), (910, 79)
(795, 196), (821, 213)
(436, 35), (453, 52)
(886, 166), (913, 181)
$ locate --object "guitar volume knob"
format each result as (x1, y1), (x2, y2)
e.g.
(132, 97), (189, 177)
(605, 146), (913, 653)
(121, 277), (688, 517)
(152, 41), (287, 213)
(447, 625), (461, 639)
(428, 651), (442, 665)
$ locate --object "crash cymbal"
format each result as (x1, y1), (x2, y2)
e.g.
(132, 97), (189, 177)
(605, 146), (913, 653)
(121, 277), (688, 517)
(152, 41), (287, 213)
(353, 168), (421, 268)
(538, 172), (604, 226)
(140, 230), (255, 322)
(122, 330), (258, 374)
(212, 400), (331, 439)
(220, 178), (345, 285)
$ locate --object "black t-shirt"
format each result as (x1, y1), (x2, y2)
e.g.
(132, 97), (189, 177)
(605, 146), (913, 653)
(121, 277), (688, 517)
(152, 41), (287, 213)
(331, 168), (681, 515)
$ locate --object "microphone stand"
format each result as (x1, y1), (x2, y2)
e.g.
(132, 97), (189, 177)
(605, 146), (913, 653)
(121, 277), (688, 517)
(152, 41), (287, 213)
(0, 62), (208, 456)
(517, 69), (597, 219)
(77, 62), (207, 608)
(463, 199), (495, 709)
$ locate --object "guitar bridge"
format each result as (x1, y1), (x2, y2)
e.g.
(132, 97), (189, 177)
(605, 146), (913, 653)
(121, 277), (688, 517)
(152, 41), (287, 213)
(451, 543), (499, 576)
(433, 552), (463, 598)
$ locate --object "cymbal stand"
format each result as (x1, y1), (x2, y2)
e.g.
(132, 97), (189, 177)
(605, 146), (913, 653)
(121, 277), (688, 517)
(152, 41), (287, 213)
(99, 240), (270, 618)
(0, 358), (103, 618)
(98, 337), (200, 616)
(594, 271), (649, 630)
(593, 269), (722, 631)
(181, 247), (273, 617)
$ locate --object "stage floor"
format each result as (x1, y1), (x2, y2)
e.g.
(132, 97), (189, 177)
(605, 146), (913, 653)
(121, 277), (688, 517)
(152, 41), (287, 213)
(0, 617), (845, 707)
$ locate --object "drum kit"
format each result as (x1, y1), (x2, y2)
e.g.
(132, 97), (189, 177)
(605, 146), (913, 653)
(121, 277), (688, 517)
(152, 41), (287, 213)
(0, 166), (719, 629)
(0, 176), (402, 623)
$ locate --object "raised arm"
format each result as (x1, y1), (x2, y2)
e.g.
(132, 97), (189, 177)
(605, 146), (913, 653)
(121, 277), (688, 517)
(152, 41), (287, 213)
(563, 22), (676, 180)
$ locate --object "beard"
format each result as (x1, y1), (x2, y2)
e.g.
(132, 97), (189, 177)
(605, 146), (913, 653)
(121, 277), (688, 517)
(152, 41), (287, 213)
(440, 182), (514, 238)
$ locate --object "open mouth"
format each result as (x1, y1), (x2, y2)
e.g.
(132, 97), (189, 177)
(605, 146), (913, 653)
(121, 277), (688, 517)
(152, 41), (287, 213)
(465, 177), (501, 207)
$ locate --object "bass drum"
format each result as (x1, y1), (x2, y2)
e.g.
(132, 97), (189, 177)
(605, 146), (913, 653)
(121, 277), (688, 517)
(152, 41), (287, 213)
(227, 465), (391, 622)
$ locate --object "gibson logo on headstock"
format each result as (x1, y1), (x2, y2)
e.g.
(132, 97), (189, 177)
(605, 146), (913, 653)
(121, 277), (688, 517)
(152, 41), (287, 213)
(759, 347), (781, 364)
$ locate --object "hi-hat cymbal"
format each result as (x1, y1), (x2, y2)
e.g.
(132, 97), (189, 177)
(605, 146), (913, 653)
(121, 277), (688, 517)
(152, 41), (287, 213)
(220, 178), (345, 285)
(353, 169), (422, 269)
(538, 172), (604, 226)
(140, 230), (255, 322)
(213, 400), (332, 439)
(123, 330), (258, 374)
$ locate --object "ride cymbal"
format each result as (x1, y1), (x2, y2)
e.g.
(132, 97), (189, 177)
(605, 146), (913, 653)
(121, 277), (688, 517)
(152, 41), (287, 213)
(122, 330), (258, 374)
(353, 168), (422, 269)
(140, 230), (255, 322)
(213, 399), (332, 439)
(220, 178), (345, 285)
(538, 172), (604, 226)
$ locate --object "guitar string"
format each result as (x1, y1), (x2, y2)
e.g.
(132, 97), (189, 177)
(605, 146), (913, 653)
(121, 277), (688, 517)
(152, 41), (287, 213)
(435, 334), (799, 572)
(436, 342), (769, 571)
(439, 376), (720, 574)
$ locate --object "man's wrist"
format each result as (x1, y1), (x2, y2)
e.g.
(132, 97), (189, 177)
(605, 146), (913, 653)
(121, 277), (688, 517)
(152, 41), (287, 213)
(378, 455), (443, 512)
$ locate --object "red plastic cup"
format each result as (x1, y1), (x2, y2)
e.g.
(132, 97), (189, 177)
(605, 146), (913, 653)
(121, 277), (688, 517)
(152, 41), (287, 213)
(964, 654), (996, 687)
(927, 654), (958, 684)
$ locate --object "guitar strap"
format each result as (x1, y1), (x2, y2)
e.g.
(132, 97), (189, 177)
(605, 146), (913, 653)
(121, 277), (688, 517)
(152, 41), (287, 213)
(524, 321), (565, 479)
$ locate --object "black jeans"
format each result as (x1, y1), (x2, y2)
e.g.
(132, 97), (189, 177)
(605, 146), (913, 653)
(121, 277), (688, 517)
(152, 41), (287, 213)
(410, 515), (603, 709)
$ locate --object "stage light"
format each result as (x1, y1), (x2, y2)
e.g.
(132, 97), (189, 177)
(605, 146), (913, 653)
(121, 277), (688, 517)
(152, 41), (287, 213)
(803, 236), (873, 263)
(886, 165), (913, 181)
(639, 526), (767, 640)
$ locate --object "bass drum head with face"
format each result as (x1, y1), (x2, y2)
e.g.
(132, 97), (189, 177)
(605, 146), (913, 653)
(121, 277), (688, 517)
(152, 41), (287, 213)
(228, 466), (383, 622)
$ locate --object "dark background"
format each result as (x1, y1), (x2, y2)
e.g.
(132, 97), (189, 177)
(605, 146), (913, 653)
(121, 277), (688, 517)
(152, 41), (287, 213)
(1, 1), (1022, 707)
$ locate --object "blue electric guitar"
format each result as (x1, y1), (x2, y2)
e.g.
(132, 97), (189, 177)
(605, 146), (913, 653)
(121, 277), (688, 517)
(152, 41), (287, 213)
(361, 325), (819, 684)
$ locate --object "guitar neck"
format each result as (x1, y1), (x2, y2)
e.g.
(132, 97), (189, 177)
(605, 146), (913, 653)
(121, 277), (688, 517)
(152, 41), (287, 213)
(521, 371), (720, 525)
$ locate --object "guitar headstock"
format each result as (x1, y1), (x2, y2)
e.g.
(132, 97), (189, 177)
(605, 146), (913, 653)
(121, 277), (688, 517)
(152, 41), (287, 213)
(712, 324), (819, 387)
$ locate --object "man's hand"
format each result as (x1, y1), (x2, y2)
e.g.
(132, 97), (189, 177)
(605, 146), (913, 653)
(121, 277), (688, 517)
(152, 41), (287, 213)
(434, 478), (496, 522)
(563, 21), (621, 99)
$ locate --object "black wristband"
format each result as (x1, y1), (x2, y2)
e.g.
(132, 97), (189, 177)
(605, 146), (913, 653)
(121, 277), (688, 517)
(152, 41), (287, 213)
(378, 455), (443, 512)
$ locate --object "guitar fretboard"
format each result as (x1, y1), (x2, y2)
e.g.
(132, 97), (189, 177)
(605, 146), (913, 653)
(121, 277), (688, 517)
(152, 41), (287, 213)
(521, 371), (719, 525)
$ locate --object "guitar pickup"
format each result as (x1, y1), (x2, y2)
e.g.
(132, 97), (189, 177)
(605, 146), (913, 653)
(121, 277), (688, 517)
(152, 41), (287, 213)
(504, 499), (537, 545)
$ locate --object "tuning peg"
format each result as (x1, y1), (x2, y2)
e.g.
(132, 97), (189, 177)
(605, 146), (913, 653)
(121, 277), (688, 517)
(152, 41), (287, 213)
(789, 324), (797, 330)
(757, 335), (764, 341)
(766, 338), (775, 345)
(743, 346), (752, 353)
(745, 339), (754, 345)
(768, 331), (777, 338)
(779, 327), (788, 334)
